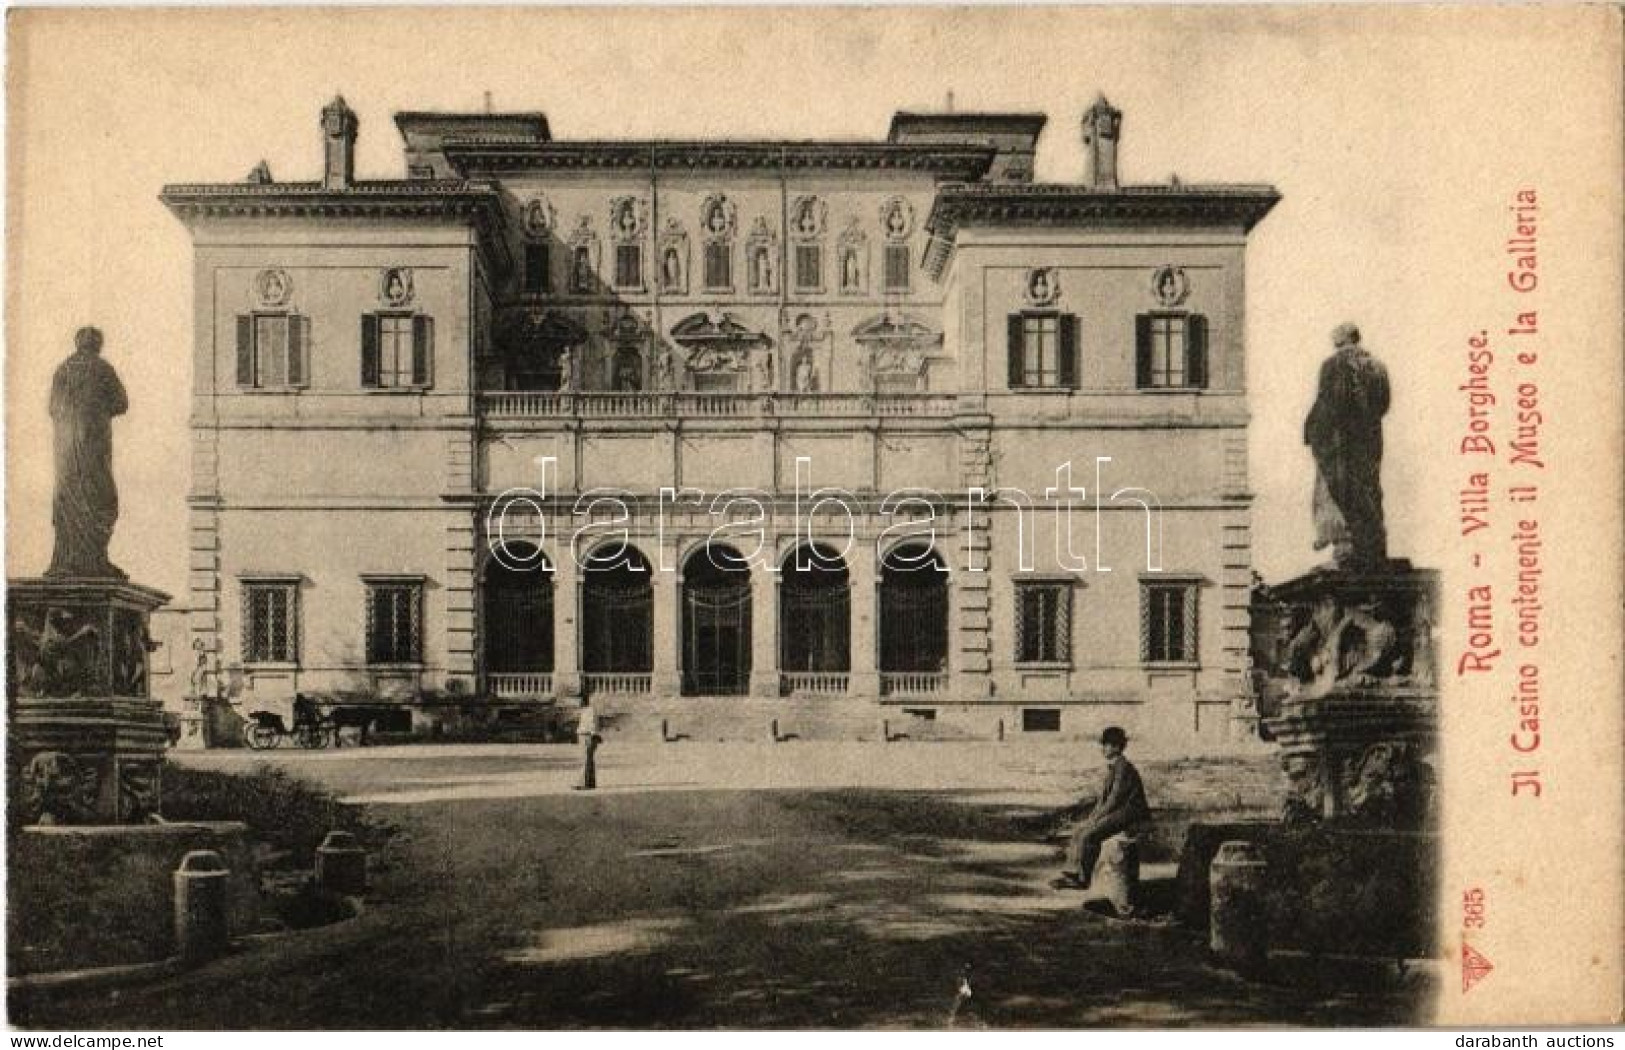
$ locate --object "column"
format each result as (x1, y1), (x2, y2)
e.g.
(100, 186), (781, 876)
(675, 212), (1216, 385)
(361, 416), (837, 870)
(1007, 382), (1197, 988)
(553, 547), (581, 699)
(652, 537), (680, 697)
(848, 541), (879, 698)
(749, 563), (779, 697)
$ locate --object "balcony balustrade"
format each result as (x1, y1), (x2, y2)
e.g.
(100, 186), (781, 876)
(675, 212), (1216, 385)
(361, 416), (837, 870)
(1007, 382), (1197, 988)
(480, 391), (958, 420)
(487, 672), (555, 699)
(779, 672), (851, 697)
(878, 671), (949, 698)
(583, 672), (653, 696)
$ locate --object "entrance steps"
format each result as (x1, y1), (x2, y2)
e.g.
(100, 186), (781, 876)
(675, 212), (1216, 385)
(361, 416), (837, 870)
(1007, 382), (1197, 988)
(594, 696), (981, 744)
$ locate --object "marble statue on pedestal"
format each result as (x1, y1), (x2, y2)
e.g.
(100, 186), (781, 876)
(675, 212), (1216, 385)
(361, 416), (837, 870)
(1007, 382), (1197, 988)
(1304, 323), (1389, 569)
(46, 326), (127, 580)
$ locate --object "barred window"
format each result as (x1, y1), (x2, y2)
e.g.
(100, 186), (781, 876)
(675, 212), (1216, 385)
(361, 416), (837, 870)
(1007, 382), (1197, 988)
(242, 581), (298, 664)
(883, 243), (911, 292)
(1142, 581), (1198, 664)
(1015, 581), (1071, 664)
(794, 243), (822, 291)
(366, 580), (423, 665)
(235, 313), (309, 389)
(704, 242), (732, 290)
(614, 244), (643, 289)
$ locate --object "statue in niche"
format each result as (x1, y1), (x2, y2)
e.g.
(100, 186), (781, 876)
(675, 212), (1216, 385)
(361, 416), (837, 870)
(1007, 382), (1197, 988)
(791, 350), (819, 393)
(1304, 323), (1390, 569)
(613, 346), (643, 392)
(752, 245), (773, 291)
(557, 346), (575, 392)
(756, 352), (775, 392)
(655, 345), (677, 390)
(572, 246), (592, 292)
(47, 326), (128, 579)
(842, 248), (861, 292)
(663, 246), (682, 290)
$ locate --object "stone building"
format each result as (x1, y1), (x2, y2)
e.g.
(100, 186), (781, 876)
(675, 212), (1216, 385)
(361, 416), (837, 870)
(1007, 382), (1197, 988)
(161, 95), (1278, 747)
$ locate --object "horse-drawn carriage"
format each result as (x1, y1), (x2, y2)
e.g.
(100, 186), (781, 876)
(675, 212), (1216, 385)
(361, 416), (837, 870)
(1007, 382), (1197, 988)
(243, 695), (392, 750)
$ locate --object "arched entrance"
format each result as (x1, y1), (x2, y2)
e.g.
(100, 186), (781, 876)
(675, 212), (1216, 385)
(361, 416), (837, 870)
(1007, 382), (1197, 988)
(482, 544), (554, 692)
(582, 544), (653, 675)
(779, 543), (850, 675)
(879, 543), (949, 682)
(682, 543), (752, 696)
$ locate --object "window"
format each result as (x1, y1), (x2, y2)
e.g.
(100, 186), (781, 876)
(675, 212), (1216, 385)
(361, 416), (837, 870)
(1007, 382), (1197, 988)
(795, 243), (822, 291)
(242, 580), (298, 664)
(1015, 581), (1071, 664)
(1136, 313), (1209, 389)
(1142, 581), (1198, 664)
(365, 580), (423, 665)
(523, 244), (550, 294)
(234, 313), (308, 389)
(361, 314), (433, 388)
(883, 243), (911, 292)
(703, 241), (732, 290)
(1022, 315), (1058, 386)
(614, 244), (643, 289)
(1022, 708), (1061, 733)
(1006, 312), (1079, 389)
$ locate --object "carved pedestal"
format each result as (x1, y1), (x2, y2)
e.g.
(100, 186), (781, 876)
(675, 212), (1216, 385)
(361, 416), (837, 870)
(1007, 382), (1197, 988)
(7, 578), (171, 825)
(1258, 562), (1439, 827)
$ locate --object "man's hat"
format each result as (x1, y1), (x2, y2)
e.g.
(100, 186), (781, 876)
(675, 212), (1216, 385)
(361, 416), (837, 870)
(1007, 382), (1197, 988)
(1100, 726), (1128, 748)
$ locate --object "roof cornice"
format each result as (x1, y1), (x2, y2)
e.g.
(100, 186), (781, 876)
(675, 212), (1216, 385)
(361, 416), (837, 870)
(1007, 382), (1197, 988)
(159, 179), (513, 274)
(440, 141), (996, 179)
(923, 183), (1282, 279)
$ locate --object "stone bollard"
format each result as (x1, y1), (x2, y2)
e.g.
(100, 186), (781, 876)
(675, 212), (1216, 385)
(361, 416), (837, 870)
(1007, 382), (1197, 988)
(881, 718), (890, 742)
(660, 717), (669, 743)
(1209, 840), (1269, 976)
(770, 718), (780, 742)
(1095, 833), (1141, 917)
(315, 830), (368, 896)
(173, 849), (230, 964)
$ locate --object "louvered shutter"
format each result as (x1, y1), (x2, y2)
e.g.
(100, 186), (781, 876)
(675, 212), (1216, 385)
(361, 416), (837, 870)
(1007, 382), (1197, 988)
(236, 315), (254, 387)
(1007, 314), (1025, 389)
(1135, 314), (1153, 388)
(1186, 314), (1209, 389)
(286, 315), (308, 387)
(1058, 313), (1079, 389)
(361, 314), (380, 387)
(411, 315), (434, 386)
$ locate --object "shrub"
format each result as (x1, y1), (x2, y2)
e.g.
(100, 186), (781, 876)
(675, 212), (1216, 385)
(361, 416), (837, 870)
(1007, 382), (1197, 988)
(161, 761), (392, 868)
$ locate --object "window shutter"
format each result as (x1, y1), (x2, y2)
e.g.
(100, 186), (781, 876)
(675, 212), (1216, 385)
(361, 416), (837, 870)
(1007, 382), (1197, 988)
(236, 315), (254, 387)
(411, 315), (434, 386)
(286, 315), (307, 387)
(287, 585), (300, 663)
(361, 314), (380, 387)
(1187, 313), (1209, 389)
(1058, 313), (1079, 388)
(1007, 314), (1025, 389)
(1135, 314), (1153, 388)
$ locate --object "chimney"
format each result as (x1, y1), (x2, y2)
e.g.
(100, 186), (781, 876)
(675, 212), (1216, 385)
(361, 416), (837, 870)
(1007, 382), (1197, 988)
(1081, 94), (1123, 190)
(320, 95), (359, 190)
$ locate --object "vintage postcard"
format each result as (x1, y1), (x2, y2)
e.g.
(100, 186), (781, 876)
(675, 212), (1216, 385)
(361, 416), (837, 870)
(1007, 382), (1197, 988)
(4, 5), (1621, 1030)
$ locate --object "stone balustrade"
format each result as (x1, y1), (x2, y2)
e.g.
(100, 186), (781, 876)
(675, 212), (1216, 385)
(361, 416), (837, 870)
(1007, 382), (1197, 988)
(480, 391), (959, 420)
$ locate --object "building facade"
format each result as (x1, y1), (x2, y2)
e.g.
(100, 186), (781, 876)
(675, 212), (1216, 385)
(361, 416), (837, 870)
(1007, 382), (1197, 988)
(161, 95), (1278, 748)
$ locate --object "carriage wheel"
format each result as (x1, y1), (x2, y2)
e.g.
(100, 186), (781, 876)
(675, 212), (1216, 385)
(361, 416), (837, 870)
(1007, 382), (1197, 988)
(246, 724), (279, 750)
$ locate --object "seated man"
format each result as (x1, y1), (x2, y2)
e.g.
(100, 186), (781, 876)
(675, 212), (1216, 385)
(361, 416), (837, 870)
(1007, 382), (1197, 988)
(1052, 726), (1151, 890)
